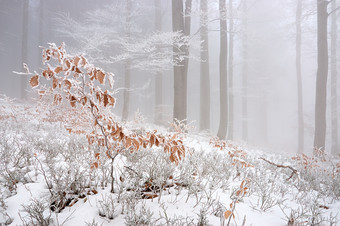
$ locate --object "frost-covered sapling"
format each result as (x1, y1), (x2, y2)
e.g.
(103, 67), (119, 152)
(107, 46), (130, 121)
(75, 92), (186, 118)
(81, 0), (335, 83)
(21, 44), (185, 196)
(24, 43), (186, 195)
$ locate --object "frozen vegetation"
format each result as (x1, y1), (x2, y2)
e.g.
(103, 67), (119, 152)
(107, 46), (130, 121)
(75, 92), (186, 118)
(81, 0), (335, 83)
(0, 95), (339, 226)
(0, 43), (339, 226)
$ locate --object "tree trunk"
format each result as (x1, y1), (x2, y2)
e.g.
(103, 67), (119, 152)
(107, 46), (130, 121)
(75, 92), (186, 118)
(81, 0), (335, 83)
(154, 0), (163, 125)
(228, 0), (234, 140)
(183, 0), (192, 77)
(217, 0), (228, 139)
(38, 0), (44, 68)
(21, 0), (29, 99)
(313, 0), (329, 151)
(199, 0), (211, 131)
(242, 0), (248, 141)
(122, 0), (132, 121)
(330, 0), (338, 155)
(172, 0), (191, 122)
(296, 0), (304, 153)
(122, 60), (131, 121)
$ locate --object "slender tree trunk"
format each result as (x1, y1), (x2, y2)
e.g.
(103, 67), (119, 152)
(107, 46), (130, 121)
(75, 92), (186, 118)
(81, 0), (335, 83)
(172, 0), (191, 122)
(199, 0), (211, 131)
(296, 0), (304, 153)
(122, 0), (132, 121)
(155, 0), (163, 124)
(39, 0), (44, 45)
(242, 0), (248, 141)
(330, 0), (338, 155)
(183, 0), (192, 77)
(217, 0), (228, 139)
(172, 0), (185, 122)
(313, 0), (329, 151)
(21, 0), (29, 99)
(122, 61), (131, 121)
(228, 0), (234, 140)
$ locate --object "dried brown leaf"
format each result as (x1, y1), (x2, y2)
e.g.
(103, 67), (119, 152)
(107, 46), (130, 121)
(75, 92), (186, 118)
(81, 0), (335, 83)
(52, 77), (58, 89)
(103, 93), (109, 107)
(224, 210), (232, 219)
(70, 95), (77, 107)
(96, 70), (105, 84)
(74, 56), (80, 66)
(64, 79), (72, 90)
(80, 56), (87, 66)
(55, 66), (63, 74)
(29, 75), (39, 88)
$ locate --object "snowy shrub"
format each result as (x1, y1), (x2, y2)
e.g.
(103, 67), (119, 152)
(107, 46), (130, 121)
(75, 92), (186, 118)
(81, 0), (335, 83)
(0, 127), (35, 196)
(292, 149), (340, 199)
(124, 204), (153, 226)
(280, 205), (307, 226)
(20, 199), (52, 226)
(249, 168), (284, 212)
(196, 207), (209, 226)
(97, 194), (118, 220)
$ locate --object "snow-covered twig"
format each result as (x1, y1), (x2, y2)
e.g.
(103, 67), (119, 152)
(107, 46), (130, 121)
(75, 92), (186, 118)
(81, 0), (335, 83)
(259, 157), (298, 181)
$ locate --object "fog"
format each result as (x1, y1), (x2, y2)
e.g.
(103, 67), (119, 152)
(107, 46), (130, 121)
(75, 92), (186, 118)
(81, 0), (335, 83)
(0, 0), (339, 155)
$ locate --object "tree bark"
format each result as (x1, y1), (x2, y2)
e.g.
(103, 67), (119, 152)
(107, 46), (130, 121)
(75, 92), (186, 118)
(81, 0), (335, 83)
(217, 0), (228, 139)
(228, 0), (234, 140)
(313, 0), (329, 151)
(330, 0), (338, 155)
(154, 0), (163, 125)
(296, 0), (304, 153)
(172, 0), (191, 122)
(122, 0), (132, 121)
(183, 0), (192, 77)
(242, 0), (248, 141)
(38, 0), (44, 68)
(21, 0), (29, 99)
(199, 0), (211, 131)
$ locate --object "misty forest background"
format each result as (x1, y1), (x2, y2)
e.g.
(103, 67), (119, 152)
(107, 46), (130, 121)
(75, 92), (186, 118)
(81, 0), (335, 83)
(0, 0), (339, 156)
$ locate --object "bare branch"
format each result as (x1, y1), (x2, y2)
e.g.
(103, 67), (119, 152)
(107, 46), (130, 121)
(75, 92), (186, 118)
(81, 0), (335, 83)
(259, 157), (298, 181)
(328, 5), (340, 16)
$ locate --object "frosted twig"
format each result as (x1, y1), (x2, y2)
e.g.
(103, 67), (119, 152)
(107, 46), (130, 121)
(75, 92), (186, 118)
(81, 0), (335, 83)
(259, 157), (298, 181)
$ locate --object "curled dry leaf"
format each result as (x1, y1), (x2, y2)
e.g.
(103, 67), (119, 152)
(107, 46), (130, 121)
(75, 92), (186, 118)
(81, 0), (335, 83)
(64, 79), (72, 90)
(75, 67), (82, 73)
(96, 69), (105, 84)
(94, 152), (100, 159)
(103, 93), (109, 107)
(52, 77), (59, 89)
(54, 66), (63, 74)
(90, 161), (99, 169)
(38, 90), (46, 95)
(29, 75), (39, 88)
(224, 210), (232, 219)
(73, 56), (80, 66)
(80, 56), (87, 66)
(65, 60), (71, 69)
(125, 137), (132, 149)
(70, 95), (77, 107)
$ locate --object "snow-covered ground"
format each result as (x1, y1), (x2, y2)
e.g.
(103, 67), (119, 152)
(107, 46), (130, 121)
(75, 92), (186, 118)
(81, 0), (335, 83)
(0, 96), (339, 226)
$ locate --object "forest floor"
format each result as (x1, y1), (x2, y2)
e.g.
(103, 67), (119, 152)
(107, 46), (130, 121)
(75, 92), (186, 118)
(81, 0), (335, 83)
(0, 96), (339, 226)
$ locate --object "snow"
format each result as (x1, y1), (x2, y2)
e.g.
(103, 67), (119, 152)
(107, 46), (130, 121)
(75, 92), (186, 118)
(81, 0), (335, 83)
(0, 98), (339, 226)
